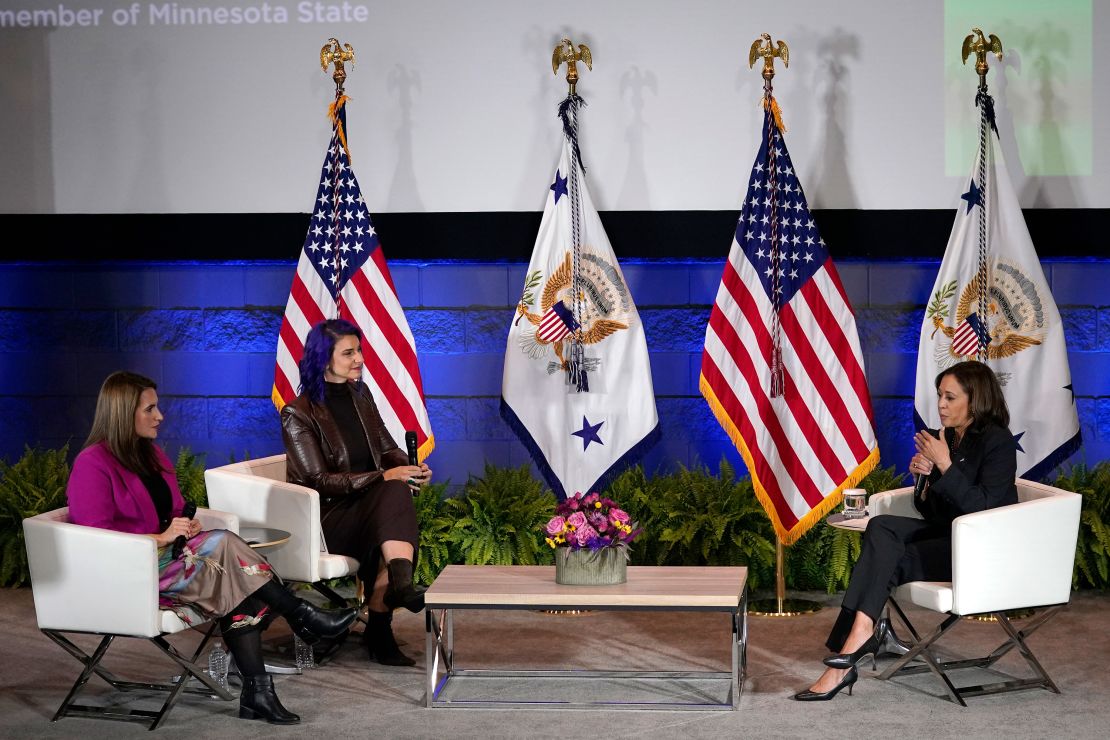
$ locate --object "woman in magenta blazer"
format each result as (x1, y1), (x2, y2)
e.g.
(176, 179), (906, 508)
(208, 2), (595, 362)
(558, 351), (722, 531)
(67, 371), (359, 725)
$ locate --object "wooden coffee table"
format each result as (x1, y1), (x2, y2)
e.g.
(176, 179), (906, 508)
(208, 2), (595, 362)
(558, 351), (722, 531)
(424, 565), (747, 710)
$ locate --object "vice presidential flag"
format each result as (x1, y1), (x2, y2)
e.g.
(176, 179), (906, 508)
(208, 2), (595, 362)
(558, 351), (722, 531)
(915, 96), (1080, 480)
(700, 106), (879, 544)
(273, 96), (434, 460)
(501, 117), (659, 500)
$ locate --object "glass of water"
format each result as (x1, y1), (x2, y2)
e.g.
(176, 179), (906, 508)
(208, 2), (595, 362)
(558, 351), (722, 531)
(842, 488), (868, 519)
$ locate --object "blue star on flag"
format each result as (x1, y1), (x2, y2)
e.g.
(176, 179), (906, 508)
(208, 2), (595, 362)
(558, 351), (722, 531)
(550, 170), (568, 204)
(1012, 431), (1025, 453)
(961, 180), (982, 213)
(571, 416), (604, 450)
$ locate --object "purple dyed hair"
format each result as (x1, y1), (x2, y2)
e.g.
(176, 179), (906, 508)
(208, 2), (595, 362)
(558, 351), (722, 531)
(298, 319), (363, 404)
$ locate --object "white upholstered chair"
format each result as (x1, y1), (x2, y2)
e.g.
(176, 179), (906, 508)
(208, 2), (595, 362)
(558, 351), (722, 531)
(203, 454), (360, 608)
(867, 478), (1081, 705)
(23, 506), (239, 729)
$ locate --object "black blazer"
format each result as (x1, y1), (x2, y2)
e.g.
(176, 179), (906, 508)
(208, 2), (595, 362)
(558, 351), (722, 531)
(914, 421), (1018, 527)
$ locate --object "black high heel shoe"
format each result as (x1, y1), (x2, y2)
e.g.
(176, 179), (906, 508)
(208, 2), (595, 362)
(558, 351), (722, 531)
(823, 622), (887, 670)
(792, 667), (858, 701)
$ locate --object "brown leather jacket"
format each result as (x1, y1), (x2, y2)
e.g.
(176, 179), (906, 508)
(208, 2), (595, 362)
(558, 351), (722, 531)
(281, 382), (408, 504)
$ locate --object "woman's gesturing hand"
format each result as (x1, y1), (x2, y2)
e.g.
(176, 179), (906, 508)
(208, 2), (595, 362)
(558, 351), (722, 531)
(914, 430), (952, 474)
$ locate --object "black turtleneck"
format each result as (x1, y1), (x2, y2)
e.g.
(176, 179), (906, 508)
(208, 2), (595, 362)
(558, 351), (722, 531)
(324, 381), (372, 473)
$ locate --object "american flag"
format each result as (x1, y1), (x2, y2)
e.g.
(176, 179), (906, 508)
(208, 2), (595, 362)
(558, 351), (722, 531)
(700, 107), (878, 544)
(950, 312), (990, 357)
(272, 98), (433, 459)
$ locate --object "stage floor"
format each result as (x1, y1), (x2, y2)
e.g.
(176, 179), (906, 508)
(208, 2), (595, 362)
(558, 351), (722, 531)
(2, 587), (1108, 738)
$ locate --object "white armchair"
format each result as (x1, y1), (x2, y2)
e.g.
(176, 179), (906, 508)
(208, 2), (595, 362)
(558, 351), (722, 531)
(23, 506), (239, 729)
(204, 455), (360, 603)
(868, 478), (1082, 705)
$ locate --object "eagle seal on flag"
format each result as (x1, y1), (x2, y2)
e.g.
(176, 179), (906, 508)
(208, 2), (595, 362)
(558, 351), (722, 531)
(515, 250), (630, 371)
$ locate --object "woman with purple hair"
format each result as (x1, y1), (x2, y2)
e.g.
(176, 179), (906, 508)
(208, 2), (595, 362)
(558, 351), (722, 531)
(282, 319), (431, 666)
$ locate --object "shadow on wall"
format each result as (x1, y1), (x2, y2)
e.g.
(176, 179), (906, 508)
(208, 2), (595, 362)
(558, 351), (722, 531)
(811, 27), (860, 210)
(616, 65), (656, 209)
(0, 28), (54, 213)
(387, 64), (424, 211)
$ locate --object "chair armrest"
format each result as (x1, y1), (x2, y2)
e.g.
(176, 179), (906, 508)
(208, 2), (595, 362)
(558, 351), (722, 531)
(951, 490), (1082, 614)
(196, 507), (239, 534)
(24, 510), (163, 637)
(204, 468), (322, 583)
(867, 486), (920, 519)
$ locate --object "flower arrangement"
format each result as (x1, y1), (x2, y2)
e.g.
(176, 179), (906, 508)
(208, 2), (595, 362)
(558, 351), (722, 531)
(544, 491), (639, 551)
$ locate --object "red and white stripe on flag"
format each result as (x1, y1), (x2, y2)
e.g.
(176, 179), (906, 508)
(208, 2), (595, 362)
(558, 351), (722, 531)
(701, 108), (878, 544)
(700, 250), (879, 544)
(272, 100), (433, 460)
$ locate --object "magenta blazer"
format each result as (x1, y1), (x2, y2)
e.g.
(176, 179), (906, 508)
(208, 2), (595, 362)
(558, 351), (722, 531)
(66, 442), (185, 535)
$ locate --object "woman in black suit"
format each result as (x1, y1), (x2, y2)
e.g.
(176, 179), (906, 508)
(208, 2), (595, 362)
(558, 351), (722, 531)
(794, 360), (1017, 700)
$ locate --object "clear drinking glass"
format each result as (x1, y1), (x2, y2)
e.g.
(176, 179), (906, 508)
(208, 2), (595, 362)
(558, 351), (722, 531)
(294, 634), (315, 671)
(842, 488), (868, 519)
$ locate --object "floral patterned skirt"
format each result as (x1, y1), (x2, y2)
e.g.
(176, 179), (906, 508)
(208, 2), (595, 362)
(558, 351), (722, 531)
(157, 529), (274, 628)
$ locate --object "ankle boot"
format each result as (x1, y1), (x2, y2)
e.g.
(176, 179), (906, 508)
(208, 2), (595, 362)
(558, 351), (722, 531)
(284, 599), (358, 645)
(383, 559), (427, 613)
(363, 610), (415, 667)
(239, 674), (300, 724)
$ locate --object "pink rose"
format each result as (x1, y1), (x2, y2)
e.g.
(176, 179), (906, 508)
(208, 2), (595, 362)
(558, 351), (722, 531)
(575, 524), (599, 546)
(610, 508), (630, 524)
(566, 511), (587, 528)
(545, 516), (566, 535)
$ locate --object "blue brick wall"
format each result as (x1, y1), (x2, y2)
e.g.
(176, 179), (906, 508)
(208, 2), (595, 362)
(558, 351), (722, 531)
(2, 259), (1108, 489)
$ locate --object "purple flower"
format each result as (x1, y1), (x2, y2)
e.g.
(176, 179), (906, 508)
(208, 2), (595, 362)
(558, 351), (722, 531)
(545, 516), (566, 535)
(610, 508), (630, 524)
(566, 511), (587, 529)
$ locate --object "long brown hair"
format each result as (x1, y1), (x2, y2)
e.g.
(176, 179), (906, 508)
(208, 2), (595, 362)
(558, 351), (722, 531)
(84, 371), (165, 475)
(935, 360), (1010, 430)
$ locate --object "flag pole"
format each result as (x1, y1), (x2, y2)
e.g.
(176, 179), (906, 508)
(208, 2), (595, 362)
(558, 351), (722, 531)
(552, 37), (594, 392)
(320, 38), (356, 318)
(961, 28), (1003, 362)
(744, 33), (821, 618)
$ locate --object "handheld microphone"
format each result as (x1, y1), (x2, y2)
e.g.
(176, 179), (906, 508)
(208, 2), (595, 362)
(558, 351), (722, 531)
(405, 431), (419, 466)
(913, 429), (939, 498)
(172, 502), (197, 560)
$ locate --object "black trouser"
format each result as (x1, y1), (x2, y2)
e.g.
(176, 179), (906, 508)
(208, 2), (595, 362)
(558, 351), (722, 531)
(825, 515), (952, 652)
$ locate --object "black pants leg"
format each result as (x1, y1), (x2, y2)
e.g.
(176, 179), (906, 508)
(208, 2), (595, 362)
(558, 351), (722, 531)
(825, 515), (952, 652)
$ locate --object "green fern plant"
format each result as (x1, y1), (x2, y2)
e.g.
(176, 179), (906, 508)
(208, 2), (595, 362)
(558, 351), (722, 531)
(0, 445), (71, 587)
(622, 460), (776, 588)
(442, 464), (556, 567)
(1054, 462), (1110, 589)
(602, 465), (666, 566)
(414, 481), (452, 585)
(174, 447), (208, 509)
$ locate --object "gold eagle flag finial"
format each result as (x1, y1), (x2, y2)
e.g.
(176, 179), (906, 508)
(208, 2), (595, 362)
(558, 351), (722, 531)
(321, 38), (356, 94)
(552, 37), (593, 95)
(962, 27), (1003, 91)
(749, 32), (789, 82)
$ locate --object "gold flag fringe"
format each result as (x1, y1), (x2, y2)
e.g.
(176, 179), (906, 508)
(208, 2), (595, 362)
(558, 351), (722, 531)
(417, 435), (436, 465)
(271, 384), (286, 413)
(699, 373), (879, 545)
(328, 94), (353, 163)
(761, 94), (786, 133)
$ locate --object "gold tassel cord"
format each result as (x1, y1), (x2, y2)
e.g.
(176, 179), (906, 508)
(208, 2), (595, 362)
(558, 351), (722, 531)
(762, 94), (786, 133)
(328, 94), (352, 164)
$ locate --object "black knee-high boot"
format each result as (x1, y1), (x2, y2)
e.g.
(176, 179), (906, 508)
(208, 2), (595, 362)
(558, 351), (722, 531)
(251, 579), (359, 645)
(220, 626), (300, 725)
(363, 610), (415, 667)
